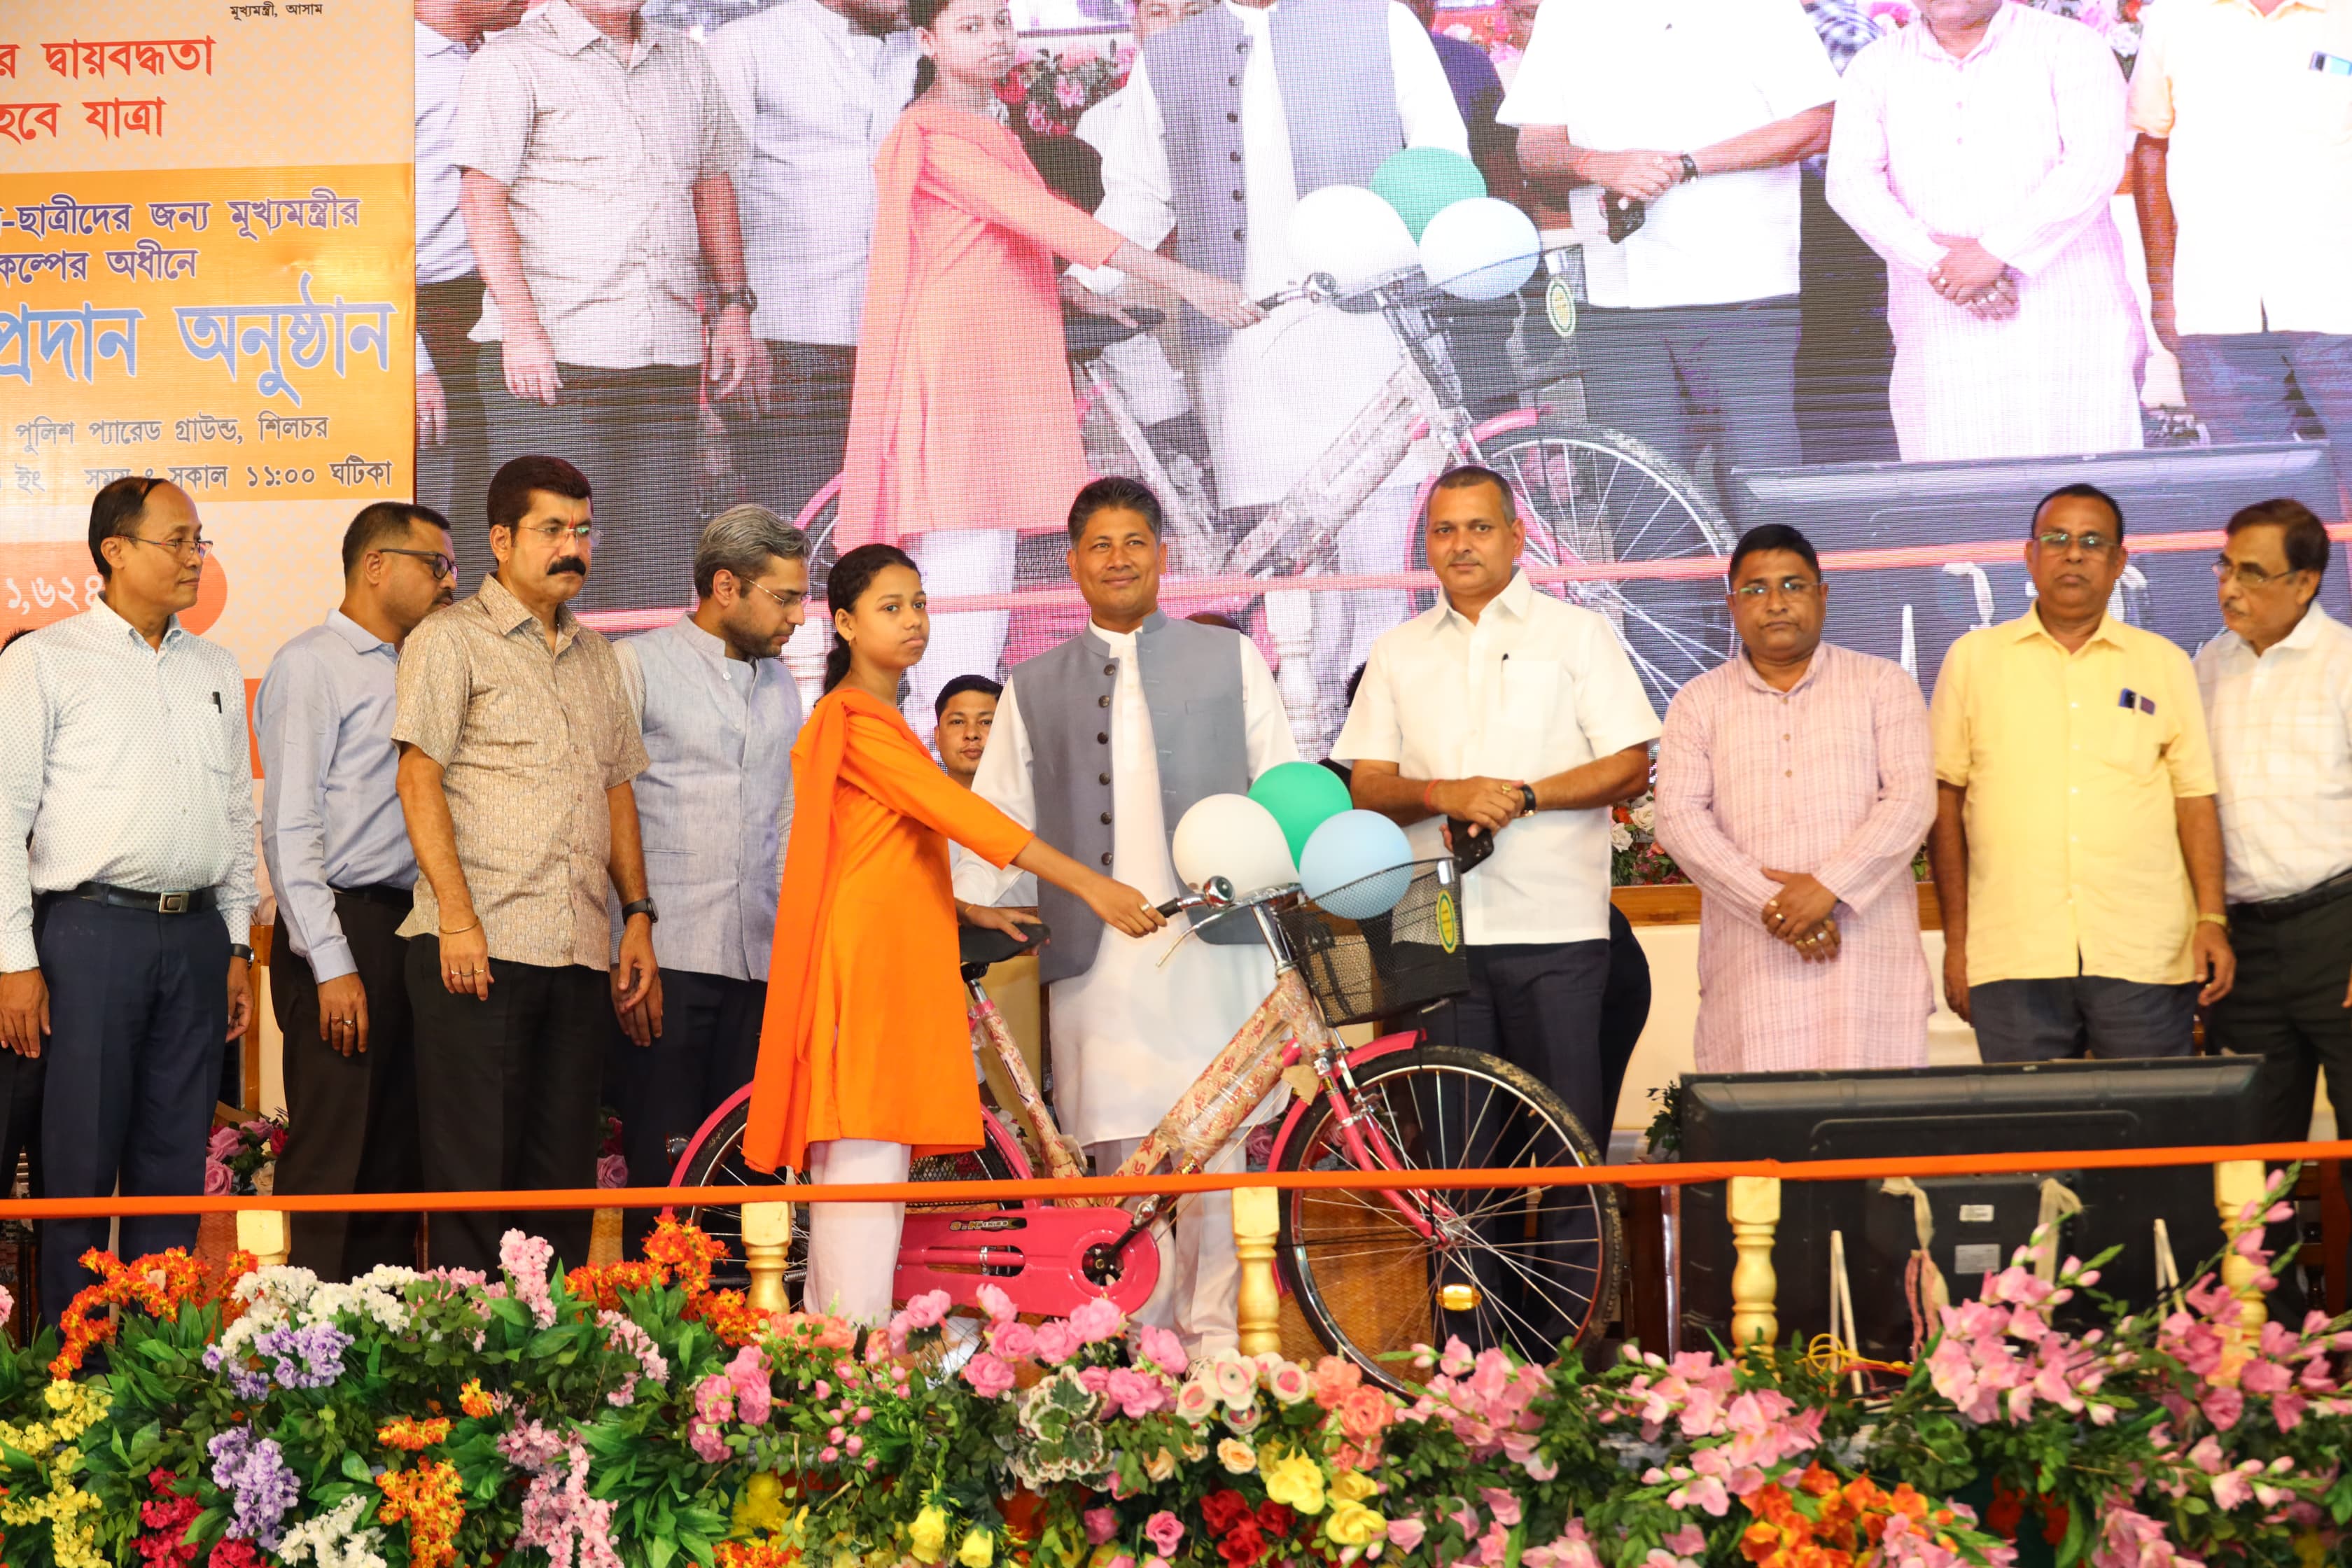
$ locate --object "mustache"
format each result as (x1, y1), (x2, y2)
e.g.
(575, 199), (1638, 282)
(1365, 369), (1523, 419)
(547, 557), (589, 577)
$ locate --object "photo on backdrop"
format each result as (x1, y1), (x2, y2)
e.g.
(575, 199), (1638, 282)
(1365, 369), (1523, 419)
(408, 0), (2351, 757)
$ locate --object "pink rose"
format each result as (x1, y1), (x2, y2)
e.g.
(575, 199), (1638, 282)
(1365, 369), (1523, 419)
(1105, 1367), (1167, 1418)
(1387, 1518), (1426, 1553)
(976, 1282), (1018, 1325)
(1070, 1296), (1124, 1343)
(1338, 1386), (1392, 1441)
(1086, 1508), (1119, 1545)
(1061, 43), (1100, 66)
(1138, 1324), (1188, 1376)
(204, 1160), (234, 1196)
(1055, 76), (1086, 109)
(596, 1154), (628, 1189)
(1145, 1511), (1185, 1557)
(991, 1321), (1038, 1360)
(1035, 1321), (1082, 1364)
(1312, 1356), (1362, 1408)
(963, 1352), (1018, 1399)
(904, 1289), (951, 1329)
(208, 1126), (241, 1161)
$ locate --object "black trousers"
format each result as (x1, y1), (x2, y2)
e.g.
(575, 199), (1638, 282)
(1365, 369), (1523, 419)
(406, 940), (606, 1273)
(1599, 902), (1652, 1133)
(35, 896), (225, 1322)
(477, 349), (702, 612)
(722, 340), (857, 526)
(414, 274), (491, 531)
(271, 892), (421, 1280)
(603, 967), (765, 1256)
(2210, 887), (2352, 1226)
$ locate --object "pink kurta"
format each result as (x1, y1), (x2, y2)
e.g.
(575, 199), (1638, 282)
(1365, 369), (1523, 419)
(839, 101), (1125, 551)
(1825, 4), (2144, 462)
(1653, 644), (1937, 1073)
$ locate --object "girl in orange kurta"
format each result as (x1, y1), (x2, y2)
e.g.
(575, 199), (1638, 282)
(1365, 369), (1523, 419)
(751, 545), (1168, 1322)
(838, 0), (1262, 713)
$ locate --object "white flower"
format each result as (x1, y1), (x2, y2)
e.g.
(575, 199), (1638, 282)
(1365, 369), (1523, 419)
(1628, 799), (1656, 834)
(1609, 822), (1633, 853)
(278, 1495), (389, 1568)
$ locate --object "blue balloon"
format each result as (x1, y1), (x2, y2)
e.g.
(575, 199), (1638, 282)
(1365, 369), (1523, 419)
(1301, 810), (1415, 920)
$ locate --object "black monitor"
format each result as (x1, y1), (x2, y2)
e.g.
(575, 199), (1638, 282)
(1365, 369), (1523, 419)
(1675, 1058), (2267, 1360)
(1727, 441), (2342, 687)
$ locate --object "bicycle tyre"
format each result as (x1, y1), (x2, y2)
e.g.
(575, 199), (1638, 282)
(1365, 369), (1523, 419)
(1271, 1042), (1623, 1392)
(1474, 418), (1735, 716)
(670, 1091), (1030, 1302)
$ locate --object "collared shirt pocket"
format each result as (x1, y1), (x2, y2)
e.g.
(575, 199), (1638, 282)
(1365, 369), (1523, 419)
(2098, 696), (2164, 778)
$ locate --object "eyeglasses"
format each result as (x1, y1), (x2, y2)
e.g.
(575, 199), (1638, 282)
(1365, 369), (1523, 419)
(2033, 529), (2117, 556)
(508, 521), (602, 547)
(379, 547), (458, 580)
(1732, 577), (1820, 600)
(2213, 556), (2304, 587)
(122, 533), (212, 561)
(738, 575), (804, 612)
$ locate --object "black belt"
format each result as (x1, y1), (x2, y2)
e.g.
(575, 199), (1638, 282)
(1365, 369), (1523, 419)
(66, 881), (217, 915)
(332, 883), (416, 911)
(2231, 867), (2352, 925)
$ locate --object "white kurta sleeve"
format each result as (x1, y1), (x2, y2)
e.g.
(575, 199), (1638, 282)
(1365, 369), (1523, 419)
(1239, 636), (1303, 776)
(1387, 5), (1471, 156)
(954, 680), (1040, 906)
(1071, 56), (1178, 295)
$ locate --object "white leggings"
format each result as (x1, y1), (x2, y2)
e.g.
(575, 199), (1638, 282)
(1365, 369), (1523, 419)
(1087, 1135), (1244, 1358)
(802, 1137), (912, 1324)
(906, 528), (1018, 730)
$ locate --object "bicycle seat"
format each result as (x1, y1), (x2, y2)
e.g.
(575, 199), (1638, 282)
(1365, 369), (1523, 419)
(1063, 305), (1165, 362)
(960, 920), (1048, 980)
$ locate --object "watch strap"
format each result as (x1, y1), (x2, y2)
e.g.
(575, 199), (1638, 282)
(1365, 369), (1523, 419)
(1518, 783), (1539, 816)
(622, 899), (659, 924)
(1679, 153), (1700, 183)
(228, 943), (255, 962)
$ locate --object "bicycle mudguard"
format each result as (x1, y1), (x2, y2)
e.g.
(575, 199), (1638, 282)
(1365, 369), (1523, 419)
(1263, 1029), (1422, 1166)
(897, 1203), (1161, 1317)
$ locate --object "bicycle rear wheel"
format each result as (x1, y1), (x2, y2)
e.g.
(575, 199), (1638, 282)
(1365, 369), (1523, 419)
(1273, 1043), (1622, 1392)
(1476, 419), (1734, 716)
(670, 1091), (1030, 1301)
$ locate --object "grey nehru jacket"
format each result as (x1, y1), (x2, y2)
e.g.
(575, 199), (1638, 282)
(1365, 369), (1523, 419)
(1143, 0), (1401, 339)
(610, 616), (802, 982)
(1011, 612), (1256, 983)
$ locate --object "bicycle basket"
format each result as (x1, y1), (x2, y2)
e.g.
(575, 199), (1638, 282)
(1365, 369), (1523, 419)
(1275, 858), (1469, 1028)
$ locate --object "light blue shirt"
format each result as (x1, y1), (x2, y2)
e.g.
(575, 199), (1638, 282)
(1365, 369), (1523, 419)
(612, 616), (802, 982)
(257, 610), (419, 983)
(0, 598), (258, 972)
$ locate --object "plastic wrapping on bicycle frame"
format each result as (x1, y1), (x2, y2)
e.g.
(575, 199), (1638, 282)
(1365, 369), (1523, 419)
(1278, 860), (1470, 1028)
(1120, 967), (1335, 1180)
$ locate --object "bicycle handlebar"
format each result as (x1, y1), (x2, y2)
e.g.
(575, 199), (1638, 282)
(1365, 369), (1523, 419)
(1154, 876), (1233, 920)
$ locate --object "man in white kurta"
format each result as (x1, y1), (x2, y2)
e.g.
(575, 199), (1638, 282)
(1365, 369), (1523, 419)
(952, 487), (1296, 1354)
(1075, 0), (1468, 747)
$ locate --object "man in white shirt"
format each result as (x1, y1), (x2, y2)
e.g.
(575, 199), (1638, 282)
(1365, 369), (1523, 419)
(1077, 0), (1469, 749)
(2197, 500), (2352, 1164)
(414, 0), (523, 526)
(1336, 464), (1658, 1148)
(0, 478), (258, 1321)
(953, 477), (1297, 1355)
(1501, 0), (1837, 491)
(707, 0), (920, 524)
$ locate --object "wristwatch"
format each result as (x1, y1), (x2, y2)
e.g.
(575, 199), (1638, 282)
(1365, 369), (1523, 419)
(622, 898), (660, 925)
(1518, 783), (1539, 817)
(228, 943), (254, 963)
(1678, 153), (1700, 183)
(713, 286), (758, 314)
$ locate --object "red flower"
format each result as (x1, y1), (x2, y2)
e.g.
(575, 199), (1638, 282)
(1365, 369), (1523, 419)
(1200, 1491), (1253, 1537)
(1217, 1522), (1266, 1568)
(1255, 1502), (1296, 1539)
(208, 1541), (263, 1568)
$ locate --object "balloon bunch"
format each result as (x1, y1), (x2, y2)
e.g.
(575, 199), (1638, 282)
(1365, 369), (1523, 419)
(1286, 147), (1540, 303)
(1170, 763), (1417, 921)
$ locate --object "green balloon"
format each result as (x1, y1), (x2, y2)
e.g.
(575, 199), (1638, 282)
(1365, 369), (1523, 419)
(1248, 762), (1354, 866)
(1369, 147), (1488, 241)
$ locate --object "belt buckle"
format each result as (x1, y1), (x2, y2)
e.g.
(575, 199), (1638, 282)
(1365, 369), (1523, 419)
(159, 890), (188, 914)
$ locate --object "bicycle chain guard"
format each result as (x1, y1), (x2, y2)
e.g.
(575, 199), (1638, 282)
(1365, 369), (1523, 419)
(897, 1203), (1162, 1317)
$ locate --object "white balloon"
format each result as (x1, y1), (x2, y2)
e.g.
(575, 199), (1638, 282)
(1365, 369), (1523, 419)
(1287, 185), (1421, 290)
(1172, 793), (1298, 897)
(1418, 197), (1541, 302)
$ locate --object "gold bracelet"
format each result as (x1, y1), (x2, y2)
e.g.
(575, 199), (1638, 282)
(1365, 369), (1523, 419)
(440, 917), (482, 937)
(2197, 911), (2230, 930)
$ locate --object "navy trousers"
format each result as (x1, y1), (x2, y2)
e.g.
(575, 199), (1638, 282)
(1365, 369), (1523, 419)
(36, 896), (226, 1322)
(603, 967), (765, 1257)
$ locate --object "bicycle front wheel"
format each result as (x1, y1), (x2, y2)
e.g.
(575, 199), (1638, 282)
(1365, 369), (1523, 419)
(671, 1094), (1029, 1301)
(1273, 1044), (1622, 1390)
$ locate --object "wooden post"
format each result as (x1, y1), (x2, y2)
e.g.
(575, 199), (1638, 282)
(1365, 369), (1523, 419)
(1728, 1175), (1780, 1352)
(1233, 1185), (1281, 1357)
(237, 1209), (289, 1270)
(781, 627), (828, 719)
(743, 1200), (794, 1320)
(2214, 1160), (2270, 1357)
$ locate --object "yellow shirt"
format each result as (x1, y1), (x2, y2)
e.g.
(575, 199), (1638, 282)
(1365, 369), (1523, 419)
(2127, 0), (2352, 336)
(1930, 611), (2217, 987)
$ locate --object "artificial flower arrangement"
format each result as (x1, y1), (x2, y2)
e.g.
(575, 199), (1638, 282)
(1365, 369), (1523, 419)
(0, 1176), (2344, 1568)
(992, 41), (1133, 139)
(206, 1115), (287, 1198)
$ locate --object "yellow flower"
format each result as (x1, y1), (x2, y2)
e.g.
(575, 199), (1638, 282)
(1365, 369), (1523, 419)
(734, 1472), (790, 1535)
(1217, 1438), (1259, 1474)
(910, 1505), (951, 1564)
(1331, 1470), (1380, 1506)
(1264, 1451), (1328, 1516)
(959, 1528), (996, 1568)
(1146, 1447), (1177, 1483)
(1325, 1502), (1387, 1549)
(460, 1378), (496, 1418)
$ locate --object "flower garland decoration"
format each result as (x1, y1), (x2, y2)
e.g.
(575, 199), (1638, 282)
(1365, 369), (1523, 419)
(52, 1245), (252, 1378)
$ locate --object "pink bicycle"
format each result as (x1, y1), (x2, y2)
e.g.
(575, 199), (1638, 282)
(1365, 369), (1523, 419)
(671, 861), (1623, 1388)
